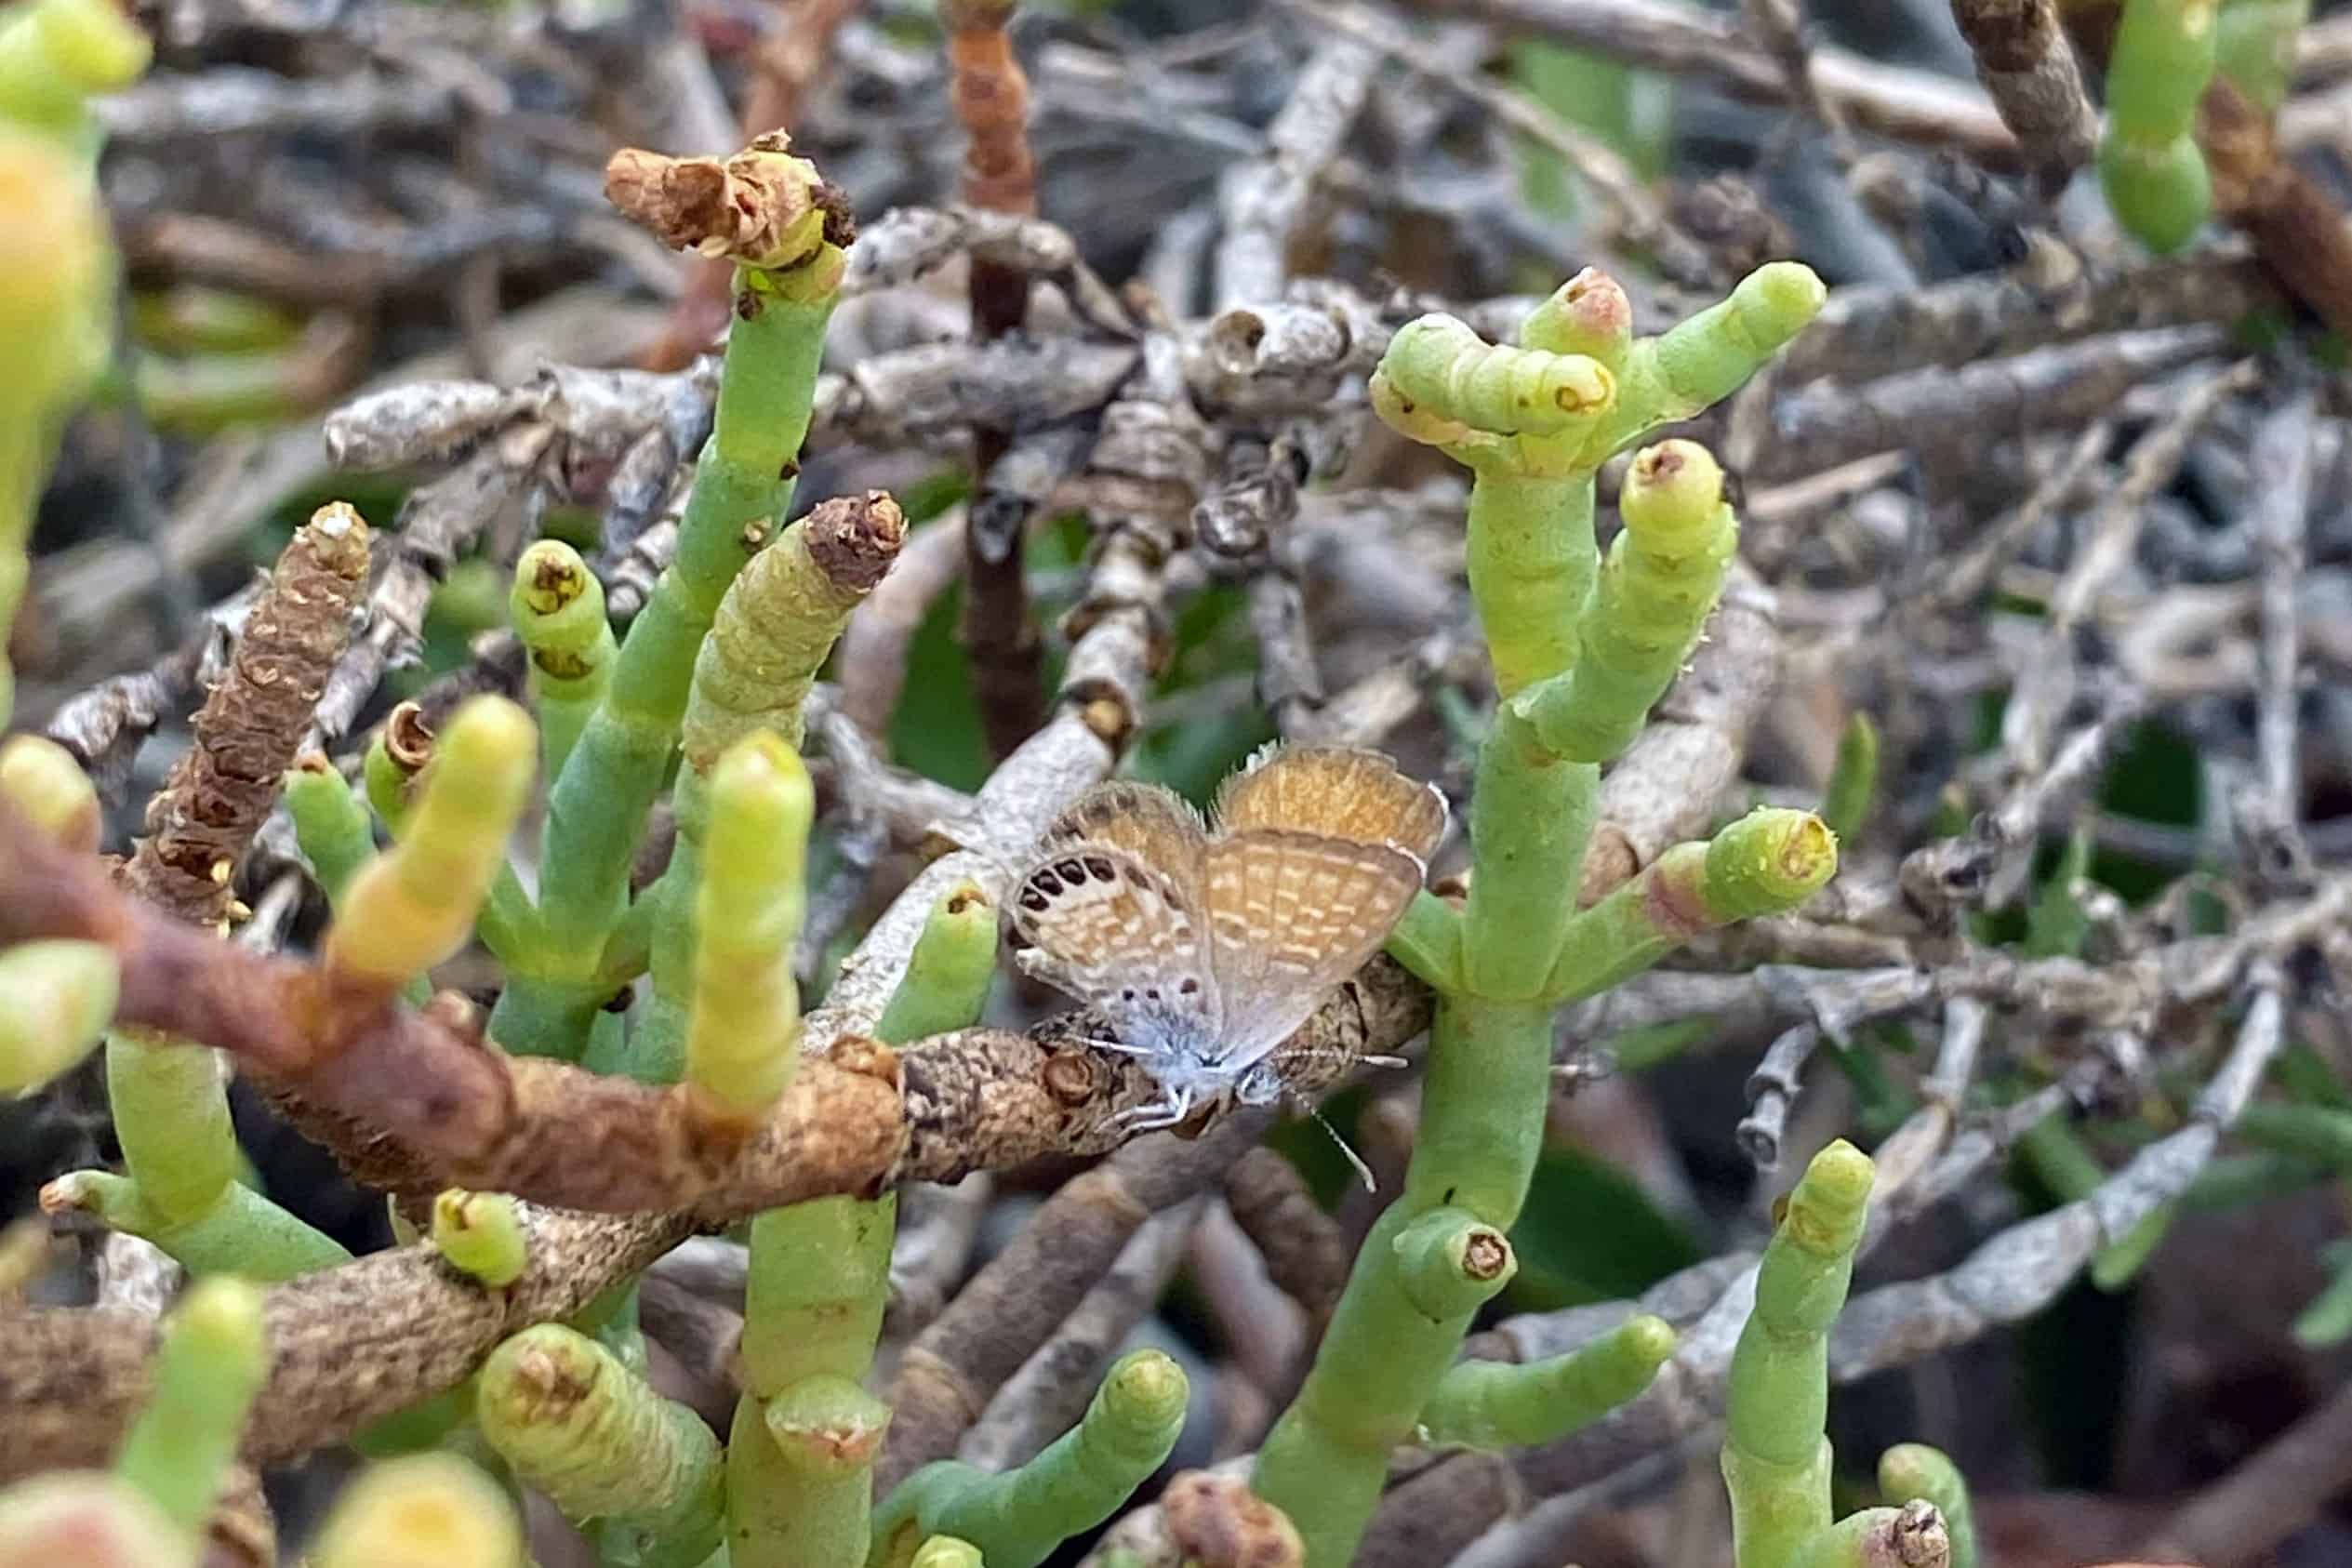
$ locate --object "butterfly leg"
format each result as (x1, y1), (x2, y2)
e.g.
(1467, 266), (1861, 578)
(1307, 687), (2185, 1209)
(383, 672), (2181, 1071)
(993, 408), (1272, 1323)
(1104, 1083), (1195, 1135)
(1075, 1034), (1155, 1058)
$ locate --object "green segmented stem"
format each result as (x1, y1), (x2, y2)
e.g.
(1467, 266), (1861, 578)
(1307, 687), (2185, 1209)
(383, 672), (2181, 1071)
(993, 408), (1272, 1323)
(0, 938), (115, 1095)
(2093, 1200), (2176, 1290)
(475, 1323), (723, 1568)
(633, 497), (897, 1084)
(2231, 1100), (2352, 1166)
(105, 1028), (239, 1221)
(1374, 318), (1615, 438)
(732, 1374), (896, 1568)
(1389, 1207), (1519, 1321)
(1721, 1140), (1875, 1568)
(1254, 995), (1557, 1563)
(1518, 265), (1636, 365)
(511, 538), (617, 788)
(432, 1190), (529, 1289)
(0, 0), (145, 724)
(1461, 708), (1599, 1000)
(113, 759), (370, 1269)
(494, 240), (843, 1063)
(113, 1276), (269, 1548)
(1258, 264), (1831, 1568)
(1516, 439), (1738, 765)
(1547, 808), (1839, 1003)
(2100, 0), (2220, 251)
(362, 724), (417, 833)
(869, 1349), (1189, 1568)
(326, 696), (537, 991)
(680, 502), (896, 769)
(530, 253), (842, 963)
(1458, 469), (1595, 698)
(310, 1453), (525, 1568)
(680, 732), (814, 1110)
(871, 882), (999, 1044)
(1582, 263), (1826, 465)
(1384, 888), (1465, 992)
(353, 711), (538, 979)
(1416, 1314), (1675, 1449)
(285, 762), (378, 910)
(46, 1168), (348, 1281)
(129, 285), (302, 353)
(0, 113), (121, 724)
(1878, 1444), (1975, 1568)
(729, 884), (1001, 1568)
(0, 0), (151, 153)
(731, 1191), (895, 1568)
(0, 734), (100, 850)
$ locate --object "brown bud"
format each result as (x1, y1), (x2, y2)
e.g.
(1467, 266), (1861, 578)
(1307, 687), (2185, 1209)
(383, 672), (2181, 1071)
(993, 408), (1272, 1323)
(1163, 1470), (1305, 1568)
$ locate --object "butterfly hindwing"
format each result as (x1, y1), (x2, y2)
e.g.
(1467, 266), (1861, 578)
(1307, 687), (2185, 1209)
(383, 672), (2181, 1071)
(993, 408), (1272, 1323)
(1009, 837), (1221, 1056)
(1199, 828), (1425, 1072)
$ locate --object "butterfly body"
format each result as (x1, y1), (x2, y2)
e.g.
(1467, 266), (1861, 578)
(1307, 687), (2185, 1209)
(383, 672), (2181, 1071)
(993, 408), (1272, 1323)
(1009, 745), (1447, 1132)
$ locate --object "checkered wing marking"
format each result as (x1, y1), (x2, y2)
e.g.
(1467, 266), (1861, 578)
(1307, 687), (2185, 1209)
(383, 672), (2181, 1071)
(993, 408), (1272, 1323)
(1008, 838), (1221, 1056)
(1213, 742), (1448, 864)
(1200, 828), (1425, 1073)
(1038, 779), (1211, 867)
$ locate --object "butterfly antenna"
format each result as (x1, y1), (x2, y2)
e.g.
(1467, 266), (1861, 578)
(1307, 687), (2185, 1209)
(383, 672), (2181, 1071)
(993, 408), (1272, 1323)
(1302, 1098), (1378, 1193)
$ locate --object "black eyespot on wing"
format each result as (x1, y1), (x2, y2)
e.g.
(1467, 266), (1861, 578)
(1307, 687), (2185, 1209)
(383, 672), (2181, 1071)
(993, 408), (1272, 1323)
(1179, 977), (1200, 995)
(1033, 869), (1064, 896)
(1083, 855), (1114, 882)
(1123, 988), (1136, 1001)
(1055, 858), (1086, 883)
(1019, 889), (1050, 912)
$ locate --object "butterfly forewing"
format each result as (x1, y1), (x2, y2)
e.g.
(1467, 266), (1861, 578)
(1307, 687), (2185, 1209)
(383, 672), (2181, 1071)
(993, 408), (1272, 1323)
(1214, 743), (1447, 864)
(1040, 780), (1211, 868)
(1200, 829), (1425, 1071)
(1009, 837), (1222, 1054)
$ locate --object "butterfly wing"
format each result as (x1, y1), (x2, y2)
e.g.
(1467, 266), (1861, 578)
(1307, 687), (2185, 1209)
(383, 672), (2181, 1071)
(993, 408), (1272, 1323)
(1213, 742), (1448, 864)
(1199, 828), (1426, 1073)
(1008, 837), (1221, 1056)
(1038, 779), (1212, 865)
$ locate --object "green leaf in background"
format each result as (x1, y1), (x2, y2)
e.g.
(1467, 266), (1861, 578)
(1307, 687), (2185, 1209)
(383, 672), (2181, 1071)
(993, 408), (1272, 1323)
(2096, 718), (2202, 827)
(1601, 1016), (1718, 1074)
(408, 555), (508, 689)
(1507, 41), (1672, 221)
(889, 574), (991, 791)
(2021, 831), (2094, 959)
(1821, 1025), (1917, 1144)
(1505, 1145), (1706, 1311)
(2273, 1041), (2352, 1111)
(1128, 578), (1276, 805)
(2092, 718), (2204, 902)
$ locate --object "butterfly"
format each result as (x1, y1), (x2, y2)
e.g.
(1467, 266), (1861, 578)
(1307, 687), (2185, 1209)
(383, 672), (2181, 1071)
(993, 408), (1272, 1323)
(1007, 743), (1447, 1140)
